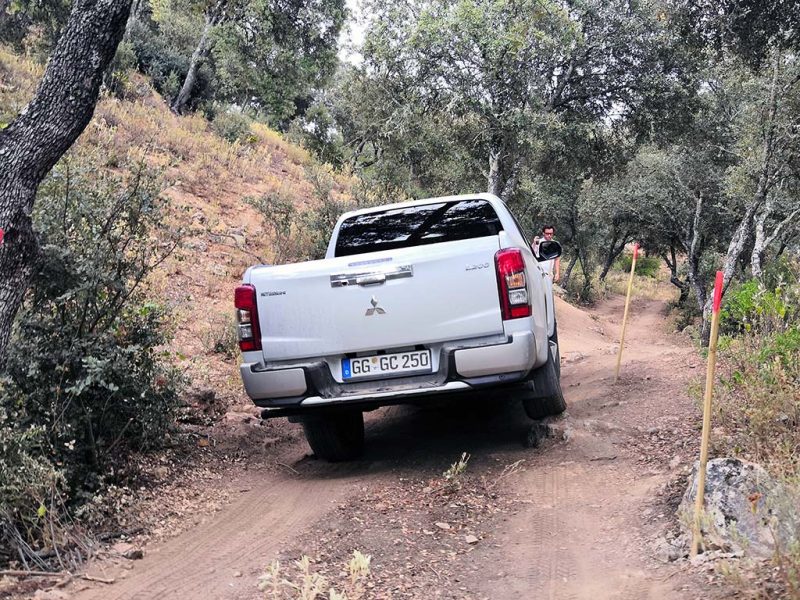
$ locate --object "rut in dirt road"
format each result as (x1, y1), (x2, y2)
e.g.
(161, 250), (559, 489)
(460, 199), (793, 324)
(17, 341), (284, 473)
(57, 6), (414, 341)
(465, 296), (704, 599)
(73, 296), (710, 599)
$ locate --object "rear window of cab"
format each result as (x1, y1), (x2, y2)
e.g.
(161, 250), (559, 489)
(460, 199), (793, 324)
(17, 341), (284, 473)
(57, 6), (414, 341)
(334, 199), (504, 257)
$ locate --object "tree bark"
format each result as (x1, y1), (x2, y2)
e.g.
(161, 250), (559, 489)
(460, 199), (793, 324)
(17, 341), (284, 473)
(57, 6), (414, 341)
(560, 253), (579, 292)
(598, 230), (631, 281)
(751, 196), (800, 279)
(486, 140), (522, 201)
(171, 1), (226, 115)
(0, 0), (132, 361)
(680, 189), (706, 317)
(662, 245), (689, 304)
(487, 146), (503, 198)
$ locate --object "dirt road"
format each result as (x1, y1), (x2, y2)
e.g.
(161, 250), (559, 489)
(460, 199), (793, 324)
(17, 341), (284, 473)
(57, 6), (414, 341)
(74, 294), (714, 599)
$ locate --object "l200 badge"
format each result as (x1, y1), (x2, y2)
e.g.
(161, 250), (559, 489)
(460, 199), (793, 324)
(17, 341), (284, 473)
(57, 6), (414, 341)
(466, 262), (490, 271)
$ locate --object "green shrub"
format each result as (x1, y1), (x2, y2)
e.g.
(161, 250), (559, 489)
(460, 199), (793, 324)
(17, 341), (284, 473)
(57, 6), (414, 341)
(212, 110), (254, 144)
(127, 17), (214, 108)
(106, 40), (138, 98)
(721, 279), (795, 336)
(615, 252), (660, 278)
(0, 153), (184, 562)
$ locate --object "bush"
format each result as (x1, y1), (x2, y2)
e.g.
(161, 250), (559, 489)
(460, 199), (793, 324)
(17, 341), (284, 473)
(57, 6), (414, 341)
(0, 153), (184, 563)
(127, 16), (214, 108)
(201, 314), (239, 358)
(212, 110), (254, 144)
(721, 279), (796, 336)
(615, 252), (660, 278)
(0, 407), (64, 567)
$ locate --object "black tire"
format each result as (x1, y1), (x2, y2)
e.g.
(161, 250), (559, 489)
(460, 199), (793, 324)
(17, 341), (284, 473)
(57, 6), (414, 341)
(301, 411), (365, 461)
(522, 344), (567, 420)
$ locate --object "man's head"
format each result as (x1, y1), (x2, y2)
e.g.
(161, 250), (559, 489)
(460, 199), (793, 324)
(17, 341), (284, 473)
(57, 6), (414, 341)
(542, 225), (555, 240)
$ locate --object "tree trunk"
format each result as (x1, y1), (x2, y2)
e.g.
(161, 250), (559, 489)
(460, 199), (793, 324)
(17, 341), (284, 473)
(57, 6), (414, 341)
(751, 197), (800, 279)
(171, 4), (224, 115)
(702, 51), (783, 337)
(577, 247), (592, 302)
(702, 183), (766, 341)
(487, 148), (502, 197)
(662, 245), (689, 304)
(0, 0), (131, 362)
(124, 0), (143, 35)
(560, 253), (579, 291)
(751, 202), (769, 279)
(680, 189), (706, 319)
(598, 231), (629, 281)
(486, 142), (521, 201)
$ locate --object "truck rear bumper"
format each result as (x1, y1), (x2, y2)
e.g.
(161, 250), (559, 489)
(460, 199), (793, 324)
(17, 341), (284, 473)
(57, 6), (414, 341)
(240, 365), (307, 399)
(453, 330), (534, 377)
(240, 331), (536, 407)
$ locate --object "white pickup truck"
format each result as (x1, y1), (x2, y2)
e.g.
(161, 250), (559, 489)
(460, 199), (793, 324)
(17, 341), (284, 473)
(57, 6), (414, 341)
(235, 193), (565, 460)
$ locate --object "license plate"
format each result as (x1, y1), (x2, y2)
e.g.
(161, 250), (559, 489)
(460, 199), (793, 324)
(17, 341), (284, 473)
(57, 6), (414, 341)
(342, 350), (432, 380)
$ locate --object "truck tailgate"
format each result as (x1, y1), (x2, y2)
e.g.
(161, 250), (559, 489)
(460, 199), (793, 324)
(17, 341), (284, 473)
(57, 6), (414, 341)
(250, 237), (504, 361)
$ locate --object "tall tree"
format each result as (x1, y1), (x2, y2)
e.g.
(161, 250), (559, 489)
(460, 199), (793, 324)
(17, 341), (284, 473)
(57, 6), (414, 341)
(347, 0), (689, 203)
(720, 50), (800, 284)
(166, 0), (346, 118)
(170, 0), (229, 114)
(0, 0), (131, 360)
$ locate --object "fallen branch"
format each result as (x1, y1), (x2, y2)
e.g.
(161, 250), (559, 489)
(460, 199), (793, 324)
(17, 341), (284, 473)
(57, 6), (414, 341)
(0, 569), (62, 578)
(0, 570), (115, 584)
(82, 574), (115, 584)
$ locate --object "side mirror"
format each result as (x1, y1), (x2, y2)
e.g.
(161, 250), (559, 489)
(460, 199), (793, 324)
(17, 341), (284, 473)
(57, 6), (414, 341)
(535, 240), (562, 262)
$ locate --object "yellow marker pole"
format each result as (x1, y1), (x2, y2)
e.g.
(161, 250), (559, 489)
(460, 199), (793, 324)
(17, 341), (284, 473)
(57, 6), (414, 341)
(690, 270), (724, 558)
(614, 243), (638, 382)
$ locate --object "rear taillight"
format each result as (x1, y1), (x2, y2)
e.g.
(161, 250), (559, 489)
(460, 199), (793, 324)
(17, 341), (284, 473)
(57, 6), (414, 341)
(234, 284), (262, 351)
(495, 248), (531, 320)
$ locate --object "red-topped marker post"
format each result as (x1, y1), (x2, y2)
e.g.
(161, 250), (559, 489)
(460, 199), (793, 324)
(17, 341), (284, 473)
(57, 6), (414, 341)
(691, 270), (725, 557)
(614, 243), (639, 382)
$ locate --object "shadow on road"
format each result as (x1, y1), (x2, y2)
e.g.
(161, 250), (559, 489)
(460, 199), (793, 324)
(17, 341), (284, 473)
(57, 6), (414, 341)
(290, 390), (542, 479)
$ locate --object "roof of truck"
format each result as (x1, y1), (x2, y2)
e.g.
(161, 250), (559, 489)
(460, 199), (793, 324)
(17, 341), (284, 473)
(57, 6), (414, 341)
(338, 192), (504, 220)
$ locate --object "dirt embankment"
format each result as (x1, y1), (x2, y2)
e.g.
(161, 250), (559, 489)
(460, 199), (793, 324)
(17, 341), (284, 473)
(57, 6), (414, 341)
(67, 294), (727, 600)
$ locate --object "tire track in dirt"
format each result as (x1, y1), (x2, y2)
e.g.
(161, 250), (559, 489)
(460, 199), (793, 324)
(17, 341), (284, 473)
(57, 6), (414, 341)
(466, 295), (696, 599)
(73, 294), (710, 599)
(77, 468), (364, 600)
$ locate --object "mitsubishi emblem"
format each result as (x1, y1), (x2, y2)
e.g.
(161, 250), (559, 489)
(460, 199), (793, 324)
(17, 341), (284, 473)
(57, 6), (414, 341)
(365, 295), (386, 316)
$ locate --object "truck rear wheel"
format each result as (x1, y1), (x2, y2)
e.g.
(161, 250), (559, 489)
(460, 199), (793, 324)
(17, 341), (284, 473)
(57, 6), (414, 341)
(522, 342), (566, 419)
(301, 410), (365, 461)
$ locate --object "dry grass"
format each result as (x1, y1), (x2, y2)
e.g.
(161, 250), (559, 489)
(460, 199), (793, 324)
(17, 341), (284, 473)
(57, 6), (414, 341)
(0, 46), (43, 125)
(713, 331), (800, 479)
(599, 270), (679, 302)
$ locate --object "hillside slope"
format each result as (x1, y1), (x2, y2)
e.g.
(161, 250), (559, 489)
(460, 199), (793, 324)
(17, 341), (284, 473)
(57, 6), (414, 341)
(1, 46), (353, 411)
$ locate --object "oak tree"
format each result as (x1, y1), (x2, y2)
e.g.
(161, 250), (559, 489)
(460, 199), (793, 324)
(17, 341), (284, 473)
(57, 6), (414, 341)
(0, 0), (132, 359)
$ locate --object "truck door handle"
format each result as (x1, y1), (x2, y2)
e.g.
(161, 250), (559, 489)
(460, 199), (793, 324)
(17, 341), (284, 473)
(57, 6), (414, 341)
(330, 265), (414, 288)
(356, 274), (386, 286)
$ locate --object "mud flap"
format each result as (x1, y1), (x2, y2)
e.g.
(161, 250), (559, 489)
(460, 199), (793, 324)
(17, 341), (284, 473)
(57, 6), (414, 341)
(527, 340), (561, 398)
